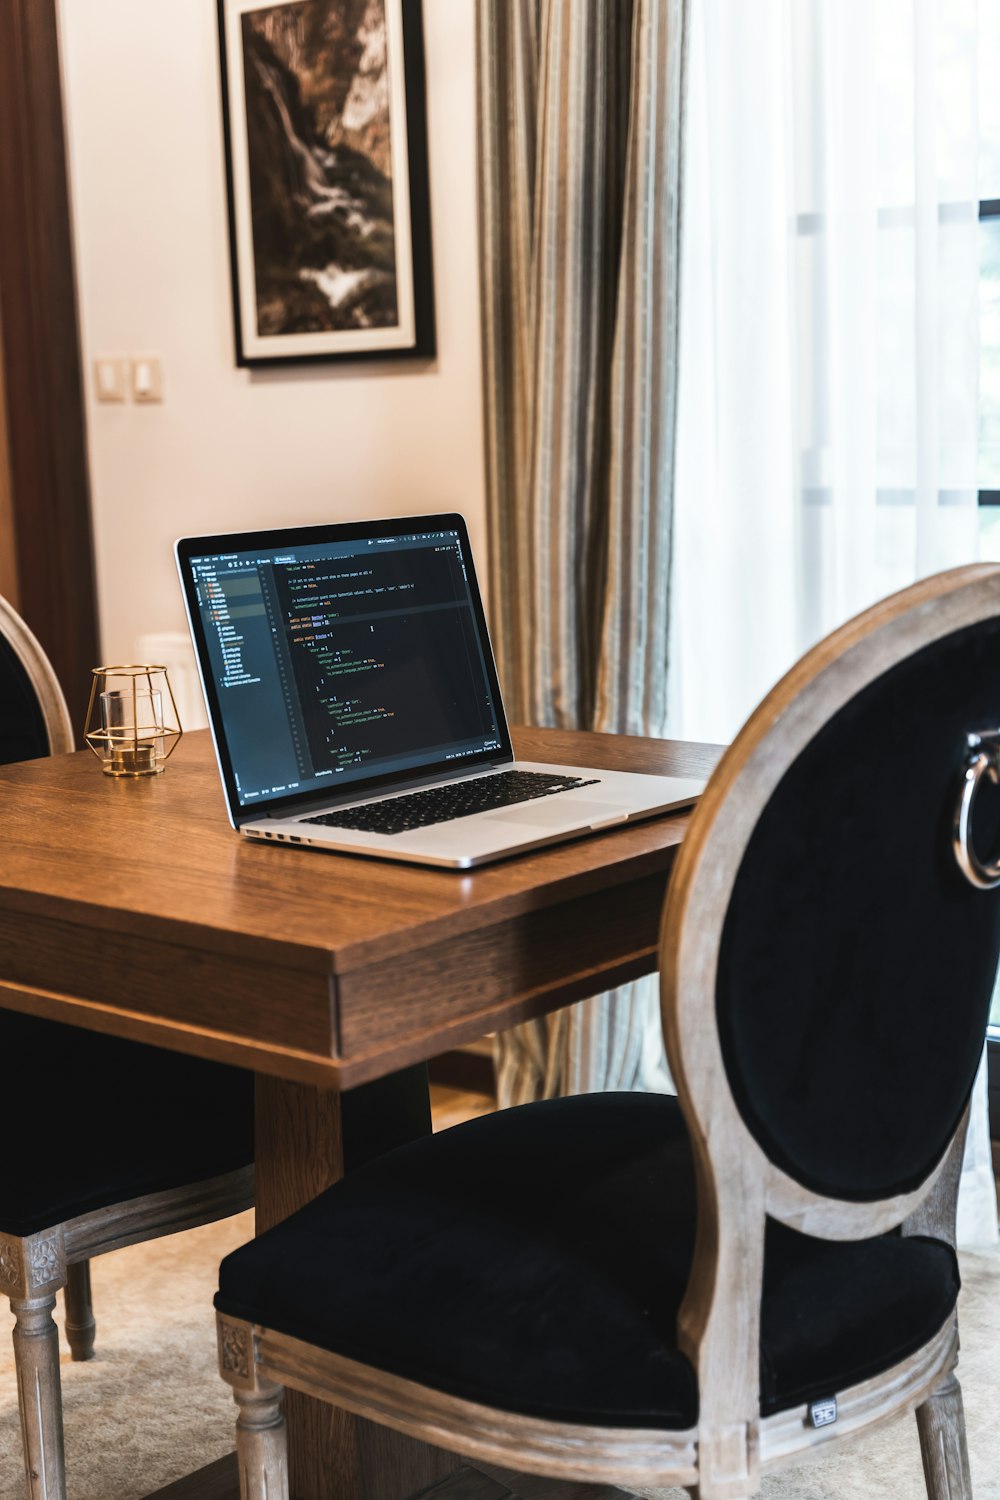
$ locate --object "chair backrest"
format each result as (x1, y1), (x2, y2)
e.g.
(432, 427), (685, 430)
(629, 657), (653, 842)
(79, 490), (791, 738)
(659, 565), (1000, 1474)
(0, 594), (74, 764)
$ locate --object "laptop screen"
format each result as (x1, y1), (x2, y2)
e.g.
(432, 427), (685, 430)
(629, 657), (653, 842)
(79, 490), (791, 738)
(176, 515), (512, 819)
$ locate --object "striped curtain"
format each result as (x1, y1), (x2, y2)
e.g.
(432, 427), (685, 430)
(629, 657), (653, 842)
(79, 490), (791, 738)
(476, 0), (688, 1104)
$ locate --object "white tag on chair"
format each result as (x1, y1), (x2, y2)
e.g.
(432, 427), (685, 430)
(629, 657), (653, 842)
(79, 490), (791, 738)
(808, 1396), (838, 1429)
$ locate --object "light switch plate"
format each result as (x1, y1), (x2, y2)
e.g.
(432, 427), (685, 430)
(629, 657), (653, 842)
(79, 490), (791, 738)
(132, 356), (163, 403)
(93, 357), (127, 403)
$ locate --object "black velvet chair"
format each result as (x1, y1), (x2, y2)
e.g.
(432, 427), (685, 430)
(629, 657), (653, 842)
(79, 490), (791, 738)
(213, 565), (1000, 1500)
(0, 595), (255, 1500)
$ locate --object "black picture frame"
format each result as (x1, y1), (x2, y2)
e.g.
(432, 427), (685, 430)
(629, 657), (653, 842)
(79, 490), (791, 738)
(217, 0), (435, 366)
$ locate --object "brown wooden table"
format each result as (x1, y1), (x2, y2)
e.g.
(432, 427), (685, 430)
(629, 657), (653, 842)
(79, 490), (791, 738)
(0, 726), (721, 1500)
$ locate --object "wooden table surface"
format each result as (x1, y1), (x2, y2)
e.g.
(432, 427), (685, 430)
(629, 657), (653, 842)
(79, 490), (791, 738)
(0, 725), (723, 1500)
(0, 726), (722, 1090)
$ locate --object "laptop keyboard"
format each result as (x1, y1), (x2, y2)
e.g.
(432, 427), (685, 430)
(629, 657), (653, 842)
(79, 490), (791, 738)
(301, 770), (599, 837)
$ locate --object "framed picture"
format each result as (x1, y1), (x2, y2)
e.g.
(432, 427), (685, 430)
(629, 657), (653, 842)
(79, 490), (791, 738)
(217, 0), (434, 365)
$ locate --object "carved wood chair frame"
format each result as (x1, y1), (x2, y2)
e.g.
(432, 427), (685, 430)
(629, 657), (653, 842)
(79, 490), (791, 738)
(3, 1171), (255, 1500)
(216, 566), (999, 1500)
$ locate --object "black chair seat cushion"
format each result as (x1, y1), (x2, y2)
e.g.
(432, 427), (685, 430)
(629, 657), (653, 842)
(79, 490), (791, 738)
(215, 1092), (958, 1429)
(1, 1012), (254, 1237)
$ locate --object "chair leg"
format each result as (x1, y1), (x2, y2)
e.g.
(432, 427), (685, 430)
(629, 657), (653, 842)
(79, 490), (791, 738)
(11, 1293), (67, 1500)
(916, 1371), (972, 1500)
(63, 1260), (96, 1362)
(234, 1383), (289, 1500)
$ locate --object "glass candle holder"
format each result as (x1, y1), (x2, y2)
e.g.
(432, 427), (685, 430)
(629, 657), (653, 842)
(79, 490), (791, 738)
(84, 666), (182, 776)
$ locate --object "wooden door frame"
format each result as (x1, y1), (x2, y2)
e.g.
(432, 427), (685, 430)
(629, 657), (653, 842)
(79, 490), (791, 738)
(0, 299), (17, 609)
(0, 0), (100, 737)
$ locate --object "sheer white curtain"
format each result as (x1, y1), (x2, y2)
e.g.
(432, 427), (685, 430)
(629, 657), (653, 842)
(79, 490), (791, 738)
(671, 0), (996, 1245)
(672, 0), (980, 741)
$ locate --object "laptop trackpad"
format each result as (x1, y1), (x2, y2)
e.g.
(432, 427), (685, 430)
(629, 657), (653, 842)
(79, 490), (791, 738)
(483, 798), (626, 830)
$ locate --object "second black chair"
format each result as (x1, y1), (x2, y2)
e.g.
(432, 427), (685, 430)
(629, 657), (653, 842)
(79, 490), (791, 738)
(0, 594), (255, 1500)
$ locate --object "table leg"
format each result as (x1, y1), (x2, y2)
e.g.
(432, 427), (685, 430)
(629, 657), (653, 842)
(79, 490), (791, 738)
(253, 1066), (460, 1500)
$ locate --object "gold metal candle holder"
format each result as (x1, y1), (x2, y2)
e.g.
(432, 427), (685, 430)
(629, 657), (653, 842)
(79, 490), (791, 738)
(85, 665), (182, 776)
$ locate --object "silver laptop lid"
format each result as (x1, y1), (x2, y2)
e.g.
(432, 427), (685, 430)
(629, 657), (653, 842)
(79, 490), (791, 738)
(175, 514), (513, 827)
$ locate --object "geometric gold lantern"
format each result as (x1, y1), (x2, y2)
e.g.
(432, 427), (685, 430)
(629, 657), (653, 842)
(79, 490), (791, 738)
(84, 664), (183, 776)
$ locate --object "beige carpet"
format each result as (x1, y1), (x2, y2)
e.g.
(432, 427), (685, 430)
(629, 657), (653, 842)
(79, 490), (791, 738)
(1, 1219), (998, 1500)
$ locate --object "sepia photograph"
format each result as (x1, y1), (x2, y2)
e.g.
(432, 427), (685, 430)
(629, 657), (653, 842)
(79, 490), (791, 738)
(218, 0), (434, 364)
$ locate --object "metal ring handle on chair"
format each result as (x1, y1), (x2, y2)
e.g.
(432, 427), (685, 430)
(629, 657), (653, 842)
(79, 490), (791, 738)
(953, 751), (1000, 889)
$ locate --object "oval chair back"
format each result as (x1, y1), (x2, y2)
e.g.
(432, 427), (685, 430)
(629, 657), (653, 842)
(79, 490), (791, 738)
(0, 593), (74, 762)
(661, 563), (1000, 1494)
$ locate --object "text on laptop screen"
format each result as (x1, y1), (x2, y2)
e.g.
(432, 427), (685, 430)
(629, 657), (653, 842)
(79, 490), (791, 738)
(187, 529), (504, 808)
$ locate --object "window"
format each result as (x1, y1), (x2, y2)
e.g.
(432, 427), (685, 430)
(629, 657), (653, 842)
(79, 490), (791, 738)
(978, 0), (1000, 545)
(976, 10), (1000, 1058)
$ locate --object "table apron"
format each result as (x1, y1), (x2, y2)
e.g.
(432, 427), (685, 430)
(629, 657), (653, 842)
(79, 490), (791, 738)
(335, 872), (667, 1079)
(0, 909), (336, 1056)
(0, 867), (671, 1088)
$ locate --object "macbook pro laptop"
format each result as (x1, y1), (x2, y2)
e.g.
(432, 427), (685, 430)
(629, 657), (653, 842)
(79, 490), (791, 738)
(175, 514), (704, 869)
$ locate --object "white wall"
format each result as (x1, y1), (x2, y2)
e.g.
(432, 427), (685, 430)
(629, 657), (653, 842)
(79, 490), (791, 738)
(58, 0), (486, 667)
